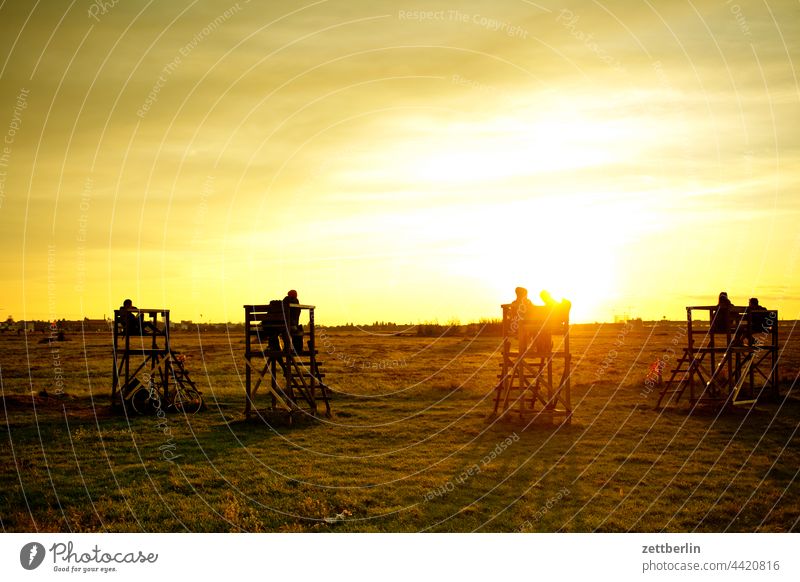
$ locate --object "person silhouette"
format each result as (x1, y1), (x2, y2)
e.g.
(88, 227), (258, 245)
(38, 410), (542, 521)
(745, 297), (769, 345)
(118, 299), (158, 334)
(282, 289), (304, 352)
(510, 287), (534, 352)
(711, 291), (733, 334)
(118, 299), (142, 335)
(537, 290), (571, 352)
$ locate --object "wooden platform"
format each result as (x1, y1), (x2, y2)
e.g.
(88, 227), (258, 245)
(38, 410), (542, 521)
(656, 305), (779, 410)
(244, 303), (331, 420)
(491, 303), (572, 425)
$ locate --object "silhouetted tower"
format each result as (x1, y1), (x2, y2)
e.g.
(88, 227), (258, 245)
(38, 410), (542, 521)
(656, 305), (779, 409)
(112, 308), (201, 413)
(243, 302), (330, 421)
(491, 303), (572, 425)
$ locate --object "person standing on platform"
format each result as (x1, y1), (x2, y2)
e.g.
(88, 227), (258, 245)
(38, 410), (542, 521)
(282, 290), (304, 353)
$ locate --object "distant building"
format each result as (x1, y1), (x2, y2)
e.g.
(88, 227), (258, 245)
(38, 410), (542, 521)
(82, 317), (111, 332)
(16, 321), (37, 332)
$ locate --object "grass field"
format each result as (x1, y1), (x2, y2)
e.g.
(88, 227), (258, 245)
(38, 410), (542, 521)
(2, 322), (799, 532)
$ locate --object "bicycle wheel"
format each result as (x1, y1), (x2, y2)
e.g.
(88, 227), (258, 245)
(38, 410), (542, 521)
(124, 385), (152, 415)
(171, 387), (204, 414)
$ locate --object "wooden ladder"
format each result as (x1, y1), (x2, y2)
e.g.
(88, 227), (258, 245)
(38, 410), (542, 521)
(656, 348), (705, 408)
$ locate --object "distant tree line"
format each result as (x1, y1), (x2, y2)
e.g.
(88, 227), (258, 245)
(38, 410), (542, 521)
(319, 319), (504, 337)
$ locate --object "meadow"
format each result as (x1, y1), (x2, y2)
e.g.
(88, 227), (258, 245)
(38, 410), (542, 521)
(1, 322), (799, 532)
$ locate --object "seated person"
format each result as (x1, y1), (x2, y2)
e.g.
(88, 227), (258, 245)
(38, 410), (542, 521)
(259, 290), (304, 353)
(535, 290), (572, 352)
(745, 297), (770, 345)
(509, 287), (534, 352)
(258, 300), (285, 351)
(118, 299), (143, 335)
(540, 290), (571, 324)
(710, 291), (733, 334)
(117, 299), (158, 335)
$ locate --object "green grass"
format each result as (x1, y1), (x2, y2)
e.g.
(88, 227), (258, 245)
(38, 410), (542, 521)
(1, 324), (799, 532)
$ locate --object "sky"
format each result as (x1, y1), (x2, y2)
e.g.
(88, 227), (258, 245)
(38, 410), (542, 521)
(0, 0), (798, 325)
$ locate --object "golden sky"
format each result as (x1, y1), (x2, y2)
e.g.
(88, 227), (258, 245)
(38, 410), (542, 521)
(0, 0), (798, 324)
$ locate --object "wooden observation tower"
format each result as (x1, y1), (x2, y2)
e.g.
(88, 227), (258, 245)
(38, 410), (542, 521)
(112, 308), (202, 414)
(656, 305), (779, 409)
(491, 303), (572, 425)
(243, 302), (331, 420)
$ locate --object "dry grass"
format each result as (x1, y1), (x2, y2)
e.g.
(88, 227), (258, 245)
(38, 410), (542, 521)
(1, 322), (799, 532)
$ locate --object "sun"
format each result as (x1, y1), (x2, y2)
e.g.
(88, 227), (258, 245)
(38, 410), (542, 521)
(305, 96), (663, 323)
(439, 195), (626, 322)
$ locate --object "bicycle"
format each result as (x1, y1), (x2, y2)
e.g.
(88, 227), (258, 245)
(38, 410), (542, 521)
(119, 353), (204, 415)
